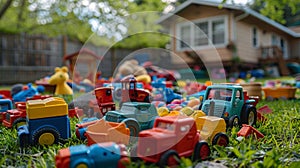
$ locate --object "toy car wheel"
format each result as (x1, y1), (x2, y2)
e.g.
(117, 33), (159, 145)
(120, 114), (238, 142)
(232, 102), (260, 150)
(123, 119), (140, 137)
(75, 163), (89, 168)
(212, 132), (229, 147)
(113, 88), (122, 102)
(13, 118), (26, 129)
(228, 115), (240, 128)
(192, 141), (210, 161)
(242, 106), (257, 126)
(159, 150), (180, 168)
(32, 127), (60, 146)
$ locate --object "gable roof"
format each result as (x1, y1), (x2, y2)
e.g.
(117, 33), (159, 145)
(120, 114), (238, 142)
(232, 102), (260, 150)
(158, 0), (300, 38)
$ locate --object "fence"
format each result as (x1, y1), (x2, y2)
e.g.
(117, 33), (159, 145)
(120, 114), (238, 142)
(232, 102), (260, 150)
(0, 33), (175, 84)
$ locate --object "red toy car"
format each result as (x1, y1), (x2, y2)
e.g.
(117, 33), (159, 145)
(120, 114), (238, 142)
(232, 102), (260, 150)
(143, 62), (178, 82)
(132, 116), (210, 167)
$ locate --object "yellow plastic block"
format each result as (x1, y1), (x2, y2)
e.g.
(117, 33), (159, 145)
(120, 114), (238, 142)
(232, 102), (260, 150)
(26, 97), (68, 119)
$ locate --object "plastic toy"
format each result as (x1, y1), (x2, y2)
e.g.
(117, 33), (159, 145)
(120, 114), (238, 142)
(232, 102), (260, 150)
(48, 66), (73, 95)
(68, 107), (82, 118)
(151, 77), (167, 102)
(2, 102), (26, 128)
(12, 83), (44, 102)
(3, 95), (51, 128)
(165, 88), (182, 104)
(115, 59), (147, 80)
(262, 87), (297, 100)
(256, 105), (272, 122)
(200, 84), (258, 127)
(0, 90), (11, 99)
(88, 87), (116, 118)
(55, 142), (130, 168)
(143, 61), (178, 81)
(120, 75), (151, 105)
(195, 116), (229, 146)
(105, 102), (158, 137)
(132, 116), (210, 167)
(17, 97), (71, 148)
(237, 124), (264, 139)
(76, 119), (130, 145)
(0, 99), (13, 122)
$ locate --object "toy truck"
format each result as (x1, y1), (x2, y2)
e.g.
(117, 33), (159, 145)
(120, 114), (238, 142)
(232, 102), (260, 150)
(262, 87), (297, 100)
(55, 142), (130, 168)
(200, 84), (258, 127)
(195, 116), (229, 146)
(75, 119), (130, 145)
(0, 99), (13, 122)
(2, 95), (51, 128)
(2, 102), (26, 128)
(120, 75), (151, 105)
(17, 97), (71, 148)
(88, 87), (115, 118)
(133, 116), (210, 167)
(105, 102), (158, 137)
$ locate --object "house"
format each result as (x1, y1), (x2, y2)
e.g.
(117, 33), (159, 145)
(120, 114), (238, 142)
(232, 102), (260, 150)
(158, 0), (300, 76)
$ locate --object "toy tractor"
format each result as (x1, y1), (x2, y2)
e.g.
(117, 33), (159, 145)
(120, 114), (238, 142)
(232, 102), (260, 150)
(200, 84), (258, 127)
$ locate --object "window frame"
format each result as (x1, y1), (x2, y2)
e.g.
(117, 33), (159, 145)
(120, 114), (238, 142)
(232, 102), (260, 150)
(176, 15), (228, 51)
(252, 27), (259, 48)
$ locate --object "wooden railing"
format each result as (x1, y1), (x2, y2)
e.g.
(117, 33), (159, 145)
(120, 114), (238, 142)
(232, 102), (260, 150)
(260, 46), (289, 76)
(260, 46), (283, 59)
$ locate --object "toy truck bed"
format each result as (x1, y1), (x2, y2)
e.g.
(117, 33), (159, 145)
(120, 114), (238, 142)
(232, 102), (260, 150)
(86, 119), (130, 145)
(262, 87), (297, 100)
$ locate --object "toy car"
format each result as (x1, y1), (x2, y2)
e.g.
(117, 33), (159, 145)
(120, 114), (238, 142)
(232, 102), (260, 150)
(132, 116), (210, 167)
(0, 99), (13, 122)
(105, 102), (158, 137)
(55, 142), (130, 168)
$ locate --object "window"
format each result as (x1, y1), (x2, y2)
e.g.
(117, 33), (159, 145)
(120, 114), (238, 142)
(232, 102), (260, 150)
(212, 20), (225, 44)
(177, 16), (227, 50)
(252, 27), (258, 47)
(194, 22), (208, 46)
(180, 24), (191, 48)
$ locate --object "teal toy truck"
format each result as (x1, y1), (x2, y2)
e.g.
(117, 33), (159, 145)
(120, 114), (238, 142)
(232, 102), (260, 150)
(104, 102), (158, 137)
(200, 84), (258, 127)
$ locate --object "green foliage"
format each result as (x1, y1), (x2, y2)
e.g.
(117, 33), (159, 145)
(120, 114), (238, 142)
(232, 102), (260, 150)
(0, 0), (170, 48)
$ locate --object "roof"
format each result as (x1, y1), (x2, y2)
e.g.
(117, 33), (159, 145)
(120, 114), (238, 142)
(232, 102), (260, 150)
(157, 0), (300, 38)
(63, 48), (103, 61)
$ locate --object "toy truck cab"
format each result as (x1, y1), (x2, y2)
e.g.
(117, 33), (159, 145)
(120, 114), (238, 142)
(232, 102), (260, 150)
(105, 102), (158, 137)
(2, 102), (26, 128)
(55, 142), (129, 168)
(17, 97), (71, 148)
(201, 84), (257, 127)
(135, 116), (210, 167)
(0, 99), (13, 122)
(120, 75), (151, 104)
(88, 87), (116, 118)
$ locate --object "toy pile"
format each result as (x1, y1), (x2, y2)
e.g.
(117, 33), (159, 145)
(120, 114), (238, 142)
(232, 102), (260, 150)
(1, 62), (285, 168)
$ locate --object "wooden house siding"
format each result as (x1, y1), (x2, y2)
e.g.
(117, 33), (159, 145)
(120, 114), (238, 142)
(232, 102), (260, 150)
(171, 5), (233, 65)
(235, 21), (260, 63)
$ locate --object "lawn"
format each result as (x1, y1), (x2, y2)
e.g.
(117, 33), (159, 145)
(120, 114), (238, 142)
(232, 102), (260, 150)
(0, 99), (299, 167)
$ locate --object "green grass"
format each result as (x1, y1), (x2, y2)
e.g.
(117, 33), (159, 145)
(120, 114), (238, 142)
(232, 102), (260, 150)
(0, 100), (299, 167)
